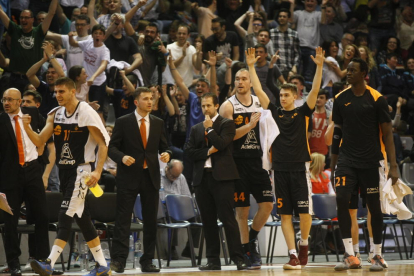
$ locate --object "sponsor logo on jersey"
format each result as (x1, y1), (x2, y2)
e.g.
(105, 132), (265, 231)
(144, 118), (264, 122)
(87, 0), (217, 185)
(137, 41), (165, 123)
(235, 108), (244, 112)
(240, 130), (261, 150)
(234, 115), (244, 125)
(54, 125), (62, 135)
(59, 143), (76, 165)
(263, 190), (273, 197)
(297, 200), (309, 208)
(345, 102), (351, 106)
(367, 187), (379, 194)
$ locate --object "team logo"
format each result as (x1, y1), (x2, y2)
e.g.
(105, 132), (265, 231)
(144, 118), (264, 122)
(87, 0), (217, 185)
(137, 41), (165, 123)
(18, 35), (34, 50)
(59, 143), (76, 165)
(234, 115), (243, 125)
(54, 125), (62, 135)
(345, 102), (351, 106)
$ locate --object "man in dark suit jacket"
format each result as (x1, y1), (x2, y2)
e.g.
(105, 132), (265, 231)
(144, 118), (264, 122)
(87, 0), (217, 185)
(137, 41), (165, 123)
(108, 87), (171, 273)
(185, 93), (247, 271)
(0, 88), (49, 276)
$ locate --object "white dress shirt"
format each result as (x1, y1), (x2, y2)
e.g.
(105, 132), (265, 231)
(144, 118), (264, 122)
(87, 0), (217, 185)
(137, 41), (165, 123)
(8, 110), (38, 162)
(204, 113), (219, 168)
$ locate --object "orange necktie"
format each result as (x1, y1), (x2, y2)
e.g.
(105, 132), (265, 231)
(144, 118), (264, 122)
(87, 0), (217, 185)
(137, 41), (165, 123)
(13, 116), (25, 166)
(205, 131), (208, 146)
(140, 118), (147, 168)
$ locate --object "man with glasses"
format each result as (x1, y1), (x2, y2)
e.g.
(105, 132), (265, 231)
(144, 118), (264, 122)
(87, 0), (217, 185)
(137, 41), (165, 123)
(0, 89), (50, 276)
(338, 33), (355, 57)
(46, 14), (91, 70)
(0, 0), (58, 93)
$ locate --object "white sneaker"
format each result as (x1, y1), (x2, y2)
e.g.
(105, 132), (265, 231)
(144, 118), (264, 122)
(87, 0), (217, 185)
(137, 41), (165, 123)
(23, 257), (35, 272)
(367, 252), (373, 263)
(367, 252), (388, 268)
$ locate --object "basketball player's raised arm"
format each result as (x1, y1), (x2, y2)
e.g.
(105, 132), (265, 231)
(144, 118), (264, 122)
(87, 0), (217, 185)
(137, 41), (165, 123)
(22, 113), (55, 148)
(246, 48), (269, 109)
(87, 126), (108, 185)
(306, 46), (325, 110)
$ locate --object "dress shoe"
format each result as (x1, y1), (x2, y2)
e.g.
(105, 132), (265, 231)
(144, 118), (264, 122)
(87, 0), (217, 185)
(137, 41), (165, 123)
(198, 263), (221, 271)
(109, 260), (124, 273)
(10, 268), (22, 276)
(140, 263), (160, 273)
(52, 270), (64, 275)
(236, 260), (248, 270)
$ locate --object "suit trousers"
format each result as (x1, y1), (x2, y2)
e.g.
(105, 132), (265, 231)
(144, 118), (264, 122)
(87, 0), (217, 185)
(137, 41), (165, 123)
(3, 160), (49, 268)
(111, 169), (159, 266)
(194, 171), (244, 265)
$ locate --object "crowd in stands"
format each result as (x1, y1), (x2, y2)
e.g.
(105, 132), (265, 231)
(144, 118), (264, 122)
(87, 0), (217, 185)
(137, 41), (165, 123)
(1, 0), (414, 267)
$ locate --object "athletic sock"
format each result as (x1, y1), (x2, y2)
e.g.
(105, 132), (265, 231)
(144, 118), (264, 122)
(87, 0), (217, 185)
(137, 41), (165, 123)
(288, 249), (297, 257)
(369, 237), (374, 253)
(353, 243), (359, 254)
(90, 245), (107, 267)
(342, 238), (354, 256)
(373, 244), (382, 257)
(49, 245), (64, 268)
(249, 228), (259, 241)
(242, 243), (249, 254)
(300, 238), (308, 246)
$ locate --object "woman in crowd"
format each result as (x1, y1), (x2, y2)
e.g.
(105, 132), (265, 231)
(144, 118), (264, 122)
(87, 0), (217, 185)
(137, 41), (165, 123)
(321, 40), (342, 95)
(310, 153), (335, 195)
(332, 44), (360, 81)
(68, 65), (100, 111)
(359, 45), (381, 91)
(376, 36), (404, 70)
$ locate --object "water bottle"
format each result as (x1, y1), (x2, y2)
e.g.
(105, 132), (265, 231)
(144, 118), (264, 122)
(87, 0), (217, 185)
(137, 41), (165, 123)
(80, 169), (103, 197)
(159, 185), (165, 203)
(127, 235), (134, 264)
(81, 242), (89, 271)
(134, 239), (142, 269)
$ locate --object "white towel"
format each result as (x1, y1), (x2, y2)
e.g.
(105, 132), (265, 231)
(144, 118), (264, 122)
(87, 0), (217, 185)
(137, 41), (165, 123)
(107, 59), (144, 86)
(77, 102), (110, 146)
(381, 178), (413, 220)
(259, 110), (279, 170)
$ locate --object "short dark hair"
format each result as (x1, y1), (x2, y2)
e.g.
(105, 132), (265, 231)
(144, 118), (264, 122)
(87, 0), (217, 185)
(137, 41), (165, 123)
(126, 75), (138, 87)
(258, 28), (270, 38)
(147, 22), (159, 33)
(318, 89), (329, 98)
(254, 43), (267, 53)
(197, 77), (210, 87)
(386, 52), (398, 61)
(132, 87), (152, 100)
(21, 10), (34, 18)
(201, 92), (218, 106)
(212, 17), (226, 27)
(276, 9), (291, 21)
(37, 11), (47, 18)
(280, 83), (298, 95)
(23, 90), (42, 104)
(68, 65), (83, 83)
(76, 14), (90, 24)
(55, 77), (76, 90)
(289, 74), (305, 86)
(350, 58), (368, 77)
(92, 24), (106, 35)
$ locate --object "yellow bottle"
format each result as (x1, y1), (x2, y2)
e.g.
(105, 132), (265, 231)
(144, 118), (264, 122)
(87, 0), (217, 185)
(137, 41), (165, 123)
(80, 169), (104, 197)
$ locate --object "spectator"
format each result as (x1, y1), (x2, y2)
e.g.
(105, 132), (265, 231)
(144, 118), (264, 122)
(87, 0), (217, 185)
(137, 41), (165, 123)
(36, 11), (47, 26)
(106, 70), (137, 118)
(193, 35), (206, 76)
(235, 13), (271, 55)
(167, 24), (202, 88)
(344, 5), (369, 35)
(47, 14), (92, 71)
(321, 40), (341, 93)
(403, 57), (414, 103)
(22, 90), (42, 109)
(354, 32), (369, 47)
(291, 0), (327, 82)
(320, 4), (343, 45)
(0, 0), (58, 92)
(169, 86), (187, 159)
(376, 36), (404, 71)
(69, 24), (111, 123)
(191, 0), (217, 38)
(310, 153), (334, 195)
(246, 28), (274, 56)
(270, 9), (300, 80)
(40, 40), (67, 76)
(397, 5), (414, 60)
(309, 89), (330, 157)
(26, 41), (65, 118)
(68, 65), (101, 111)
(149, 84), (175, 120)
(359, 45), (381, 91)
(203, 17), (240, 66)
(337, 32), (354, 56)
(29, 0), (60, 33)
(289, 74), (307, 107)
(332, 44), (360, 80)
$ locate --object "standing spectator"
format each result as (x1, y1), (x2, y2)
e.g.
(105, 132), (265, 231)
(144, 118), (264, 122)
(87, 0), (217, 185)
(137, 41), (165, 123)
(203, 17), (240, 66)
(0, 0), (9, 39)
(309, 89), (330, 157)
(291, 0), (327, 82)
(0, 88), (50, 276)
(367, 0), (399, 55)
(108, 87), (171, 273)
(359, 45), (381, 90)
(246, 28), (274, 56)
(0, 0), (58, 92)
(60, 0), (84, 19)
(106, 71), (137, 119)
(68, 65), (101, 111)
(26, 42), (65, 118)
(29, 0), (60, 33)
(397, 5), (414, 60)
(270, 9), (300, 80)
(321, 40), (341, 93)
(320, 4), (343, 45)
(46, 14), (92, 71)
(191, 0), (217, 38)
(69, 24), (110, 123)
(167, 25), (201, 88)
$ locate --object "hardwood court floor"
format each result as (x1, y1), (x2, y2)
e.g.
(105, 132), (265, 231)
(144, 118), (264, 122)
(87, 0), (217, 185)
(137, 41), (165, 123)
(17, 260), (414, 276)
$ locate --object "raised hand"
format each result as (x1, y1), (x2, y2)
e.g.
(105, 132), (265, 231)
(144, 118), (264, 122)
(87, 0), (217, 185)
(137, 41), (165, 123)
(167, 49), (175, 68)
(169, 85), (177, 97)
(270, 50), (280, 65)
(311, 46), (325, 67)
(224, 57), (232, 68)
(245, 47), (259, 67)
(42, 41), (54, 59)
(203, 50), (217, 67)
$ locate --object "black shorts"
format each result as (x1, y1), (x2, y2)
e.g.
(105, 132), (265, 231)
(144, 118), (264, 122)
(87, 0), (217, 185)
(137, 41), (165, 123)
(274, 169), (312, 215)
(234, 158), (273, 207)
(59, 164), (91, 218)
(334, 161), (385, 200)
(89, 82), (107, 112)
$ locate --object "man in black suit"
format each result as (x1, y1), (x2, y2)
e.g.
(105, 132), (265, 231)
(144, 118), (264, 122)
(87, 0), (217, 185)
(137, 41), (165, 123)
(0, 88), (49, 276)
(108, 87), (171, 273)
(185, 93), (247, 271)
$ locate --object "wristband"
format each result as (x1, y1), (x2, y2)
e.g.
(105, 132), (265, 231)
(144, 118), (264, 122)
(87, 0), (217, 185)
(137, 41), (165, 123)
(331, 127), (342, 155)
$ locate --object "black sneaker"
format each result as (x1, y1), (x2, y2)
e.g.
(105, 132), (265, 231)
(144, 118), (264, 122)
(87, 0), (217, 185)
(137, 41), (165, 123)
(248, 239), (262, 268)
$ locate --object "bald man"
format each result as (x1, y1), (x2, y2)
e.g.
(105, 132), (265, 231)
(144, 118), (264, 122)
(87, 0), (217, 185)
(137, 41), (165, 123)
(0, 88), (50, 276)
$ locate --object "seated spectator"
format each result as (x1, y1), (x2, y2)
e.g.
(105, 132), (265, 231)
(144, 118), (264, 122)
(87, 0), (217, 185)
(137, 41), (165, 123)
(354, 32), (370, 48)
(376, 36), (405, 71)
(68, 65), (100, 111)
(396, 5), (414, 61)
(358, 45), (381, 91)
(191, 0), (217, 39)
(106, 70), (137, 118)
(332, 43), (360, 80)
(310, 153), (334, 195)
(321, 40), (341, 93)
